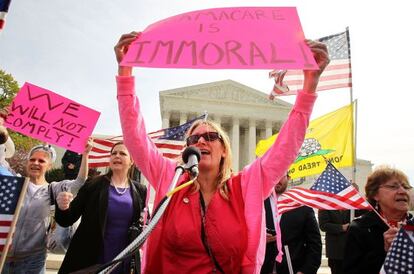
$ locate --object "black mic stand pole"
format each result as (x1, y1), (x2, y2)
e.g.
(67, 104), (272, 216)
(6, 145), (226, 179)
(97, 147), (201, 274)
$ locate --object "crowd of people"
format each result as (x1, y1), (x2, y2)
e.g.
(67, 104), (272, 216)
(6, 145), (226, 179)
(0, 30), (412, 274)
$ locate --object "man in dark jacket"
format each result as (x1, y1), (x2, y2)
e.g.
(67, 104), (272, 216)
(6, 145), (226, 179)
(318, 208), (367, 274)
(261, 175), (322, 274)
(318, 210), (349, 274)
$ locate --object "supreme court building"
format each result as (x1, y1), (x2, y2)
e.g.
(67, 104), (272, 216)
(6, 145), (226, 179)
(54, 79), (372, 191)
(159, 79), (373, 190)
(160, 79), (291, 172)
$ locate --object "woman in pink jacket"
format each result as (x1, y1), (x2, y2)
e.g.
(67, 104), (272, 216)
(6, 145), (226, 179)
(114, 32), (329, 273)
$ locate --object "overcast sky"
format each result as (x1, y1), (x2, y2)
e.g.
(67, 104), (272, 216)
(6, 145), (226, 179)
(1, 0), (413, 183)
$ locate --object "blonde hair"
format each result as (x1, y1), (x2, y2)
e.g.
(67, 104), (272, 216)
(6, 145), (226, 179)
(186, 120), (233, 199)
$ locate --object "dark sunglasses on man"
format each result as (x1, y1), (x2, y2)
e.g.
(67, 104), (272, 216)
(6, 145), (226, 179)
(186, 132), (222, 146)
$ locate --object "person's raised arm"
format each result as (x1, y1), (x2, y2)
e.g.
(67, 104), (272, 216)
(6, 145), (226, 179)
(57, 137), (93, 195)
(114, 31), (139, 77)
(114, 32), (176, 195)
(76, 137), (93, 181)
(302, 39), (330, 93)
(250, 40), (330, 198)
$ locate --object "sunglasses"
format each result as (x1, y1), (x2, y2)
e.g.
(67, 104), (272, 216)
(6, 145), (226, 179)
(186, 132), (222, 146)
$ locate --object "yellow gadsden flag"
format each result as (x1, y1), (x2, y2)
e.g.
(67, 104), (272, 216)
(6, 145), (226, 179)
(256, 103), (354, 179)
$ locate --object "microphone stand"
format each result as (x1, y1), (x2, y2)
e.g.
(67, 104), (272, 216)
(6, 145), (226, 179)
(97, 165), (187, 274)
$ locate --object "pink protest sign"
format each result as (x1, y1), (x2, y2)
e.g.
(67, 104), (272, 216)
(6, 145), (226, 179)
(122, 7), (317, 70)
(5, 82), (100, 153)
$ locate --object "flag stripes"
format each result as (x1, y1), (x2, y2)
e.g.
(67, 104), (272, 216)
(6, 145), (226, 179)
(88, 114), (206, 168)
(278, 187), (370, 214)
(282, 59), (352, 95)
(0, 215), (12, 250)
(277, 162), (371, 214)
(272, 29), (352, 96)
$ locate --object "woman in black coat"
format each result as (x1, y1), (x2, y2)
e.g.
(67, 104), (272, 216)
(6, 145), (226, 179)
(343, 166), (413, 274)
(55, 142), (147, 274)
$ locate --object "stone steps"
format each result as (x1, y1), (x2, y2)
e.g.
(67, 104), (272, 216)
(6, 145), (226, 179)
(46, 253), (63, 270)
(46, 234), (329, 272)
(46, 253), (331, 273)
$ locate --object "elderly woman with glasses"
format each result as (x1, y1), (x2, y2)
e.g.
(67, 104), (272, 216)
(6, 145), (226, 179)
(114, 32), (330, 273)
(2, 139), (93, 274)
(343, 166), (413, 274)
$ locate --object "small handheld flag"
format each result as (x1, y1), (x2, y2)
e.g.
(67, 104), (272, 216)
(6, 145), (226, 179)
(277, 162), (371, 214)
(380, 227), (414, 274)
(0, 175), (28, 271)
(269, 29), (352, 97)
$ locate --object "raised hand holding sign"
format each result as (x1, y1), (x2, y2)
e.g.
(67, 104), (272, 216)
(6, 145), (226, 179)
(121, 7), (319, 70)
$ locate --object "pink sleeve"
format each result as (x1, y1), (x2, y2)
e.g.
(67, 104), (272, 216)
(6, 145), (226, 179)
(116, 76), (176, 196)
(239, 91), (316, 272)
(242, 91), (317, 199)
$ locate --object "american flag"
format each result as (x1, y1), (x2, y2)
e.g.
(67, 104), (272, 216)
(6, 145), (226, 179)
(88, 114), (207, 168)
(277, 162), (371, 214)
(380, 227), (414, 274)
(0, 175), (25, 252)
(269, 29), (352, 97)
(0, 0), (12, 30)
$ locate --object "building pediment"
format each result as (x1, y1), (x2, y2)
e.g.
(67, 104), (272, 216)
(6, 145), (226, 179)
(160, 80), (291, 108)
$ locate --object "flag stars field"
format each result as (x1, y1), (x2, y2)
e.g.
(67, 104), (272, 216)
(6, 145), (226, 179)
(380, 228), (414, 273)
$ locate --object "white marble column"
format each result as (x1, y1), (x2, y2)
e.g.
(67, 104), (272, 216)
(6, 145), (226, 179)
(265, 120), (273, 138)
(248, 119), (256, 163)
(231, 117), (240, 172)
(162, 111), (170, 128)
(179, 112), (187, 125)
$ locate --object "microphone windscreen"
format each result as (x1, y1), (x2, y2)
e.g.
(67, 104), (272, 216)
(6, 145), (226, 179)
(182, 147), (201, 164)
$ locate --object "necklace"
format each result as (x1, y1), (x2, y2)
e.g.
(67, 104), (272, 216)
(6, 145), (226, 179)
(111, 179), (128, 195)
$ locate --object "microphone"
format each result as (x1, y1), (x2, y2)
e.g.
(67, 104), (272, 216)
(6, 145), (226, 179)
(182, 147), (201, 177)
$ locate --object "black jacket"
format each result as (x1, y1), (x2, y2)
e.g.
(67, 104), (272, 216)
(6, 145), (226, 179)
(343, 211), (413, 274)
(261, 202), (322, 274)
(55, 175), (146, 274)
(318, 210), (350, 260)
(318, 209), (367, 260)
